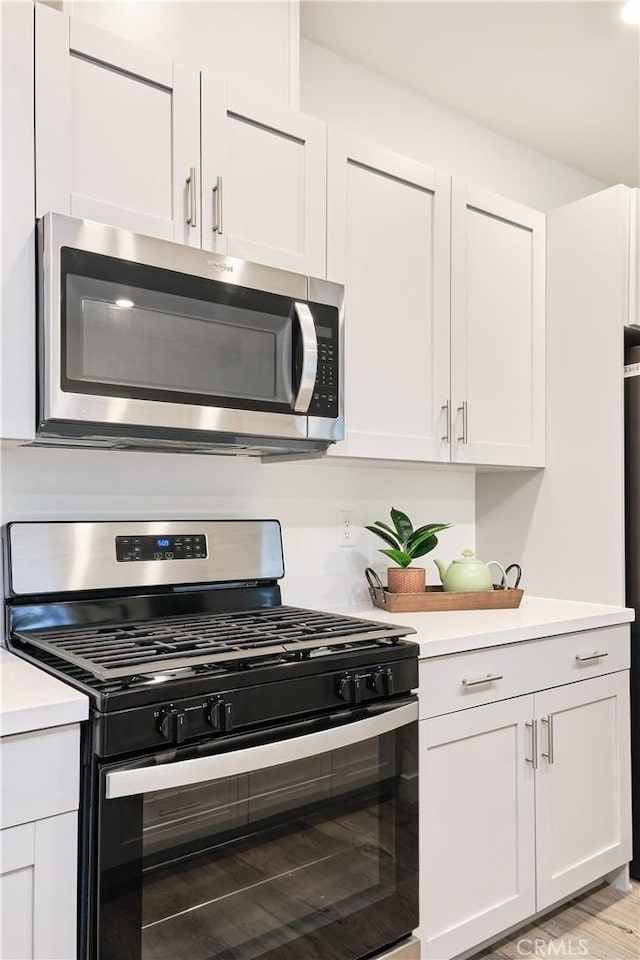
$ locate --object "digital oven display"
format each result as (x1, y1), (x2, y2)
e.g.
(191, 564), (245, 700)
(115, 534), (207, 562)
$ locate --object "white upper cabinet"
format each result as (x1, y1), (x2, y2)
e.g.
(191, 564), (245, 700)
(327, 132), (451, 462)
(450, 180), (546, 467)
(201, 79), (327, 276)
(327, 138), (545, 468)
(35, 4), (201, 246)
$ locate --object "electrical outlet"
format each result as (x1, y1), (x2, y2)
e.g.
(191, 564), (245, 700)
(337, 511), (356, 547)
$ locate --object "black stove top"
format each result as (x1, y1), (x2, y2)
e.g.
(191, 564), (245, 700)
(4, 520), (418, 757)
(13, 606), (408, 682)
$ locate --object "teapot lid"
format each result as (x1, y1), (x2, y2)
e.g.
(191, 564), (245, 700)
(455, 549), (482, 563)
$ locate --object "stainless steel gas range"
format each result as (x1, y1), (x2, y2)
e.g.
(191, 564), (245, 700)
(4, 520), (420, 960)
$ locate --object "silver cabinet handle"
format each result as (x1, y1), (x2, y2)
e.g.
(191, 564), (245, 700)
(575, 651), (609, 662)
(525, 719), (538, 769)
(105, 701), (418, 799)
(186, 166), (197, 228)
(212, 176), (223, 235)
(462, 673), (503, 688)
(541, 714), (554, 764)
(457, 400), (468, 443)
(441, 400), (451, 442)
(292, 302), (318, 413)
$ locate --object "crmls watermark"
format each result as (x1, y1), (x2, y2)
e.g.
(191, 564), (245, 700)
(516, 938), (590, 957)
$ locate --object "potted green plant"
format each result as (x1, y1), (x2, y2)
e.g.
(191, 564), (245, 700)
(366, 508), (451, 594)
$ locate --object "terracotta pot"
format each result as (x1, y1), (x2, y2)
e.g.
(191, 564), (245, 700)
(387, 566), (426, 594)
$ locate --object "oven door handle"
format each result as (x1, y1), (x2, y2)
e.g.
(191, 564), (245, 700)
(292, 302), (318, 413)
(105, 701), (418, 799)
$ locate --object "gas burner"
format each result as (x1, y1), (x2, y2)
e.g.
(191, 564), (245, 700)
(5, 520), (417, 737)
(11, 606), (408, 683)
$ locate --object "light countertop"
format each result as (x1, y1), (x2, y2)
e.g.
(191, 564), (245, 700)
(334, 595), (635, 659)
(0, 648), (89, 737)
(0, 598), (633, 736)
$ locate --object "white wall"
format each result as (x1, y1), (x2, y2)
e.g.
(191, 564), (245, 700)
(0, 444), (475, 612)
(301, 39), (606, 212)
(59, 0), (297, 105)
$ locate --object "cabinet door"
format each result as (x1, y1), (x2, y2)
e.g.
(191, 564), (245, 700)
(327, 133), (451, 462)
(421, 697), (536, 960)
(450, 180), (545, 467)
(1, 813), (78, 960)
(35, 5), (200, 246)
(201, 80), (326, 276)
(535, 672), (632, 910)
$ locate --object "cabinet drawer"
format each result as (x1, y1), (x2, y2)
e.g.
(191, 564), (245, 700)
(0, 724), (80, 828)
(419, 624), (630, 719)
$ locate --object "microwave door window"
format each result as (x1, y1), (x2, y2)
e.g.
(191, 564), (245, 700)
(63, 272), (295, 413)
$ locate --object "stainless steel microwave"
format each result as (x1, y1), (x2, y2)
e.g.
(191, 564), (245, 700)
(37, 213), (344, 458)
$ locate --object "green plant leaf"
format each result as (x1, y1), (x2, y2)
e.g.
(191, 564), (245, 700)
(365, 525), (400, 550)
(373, 520), (401, 541)
(407, 523), (451, 547)
(410, 535), (439, 559)
(406, 529), (440, 555)
(390, 508), (413, 544)
(379, 548), (412, 568)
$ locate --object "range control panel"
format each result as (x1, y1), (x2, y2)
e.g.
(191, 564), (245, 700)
(115, 534), (208, 562)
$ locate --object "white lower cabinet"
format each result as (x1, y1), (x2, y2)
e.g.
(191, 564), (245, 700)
(535, 672), (632, 910)
(0, 725), (82, 960)
(0, 813), (78, 960)
(421, 696), (536, 960)
(420, 648), (631, 960)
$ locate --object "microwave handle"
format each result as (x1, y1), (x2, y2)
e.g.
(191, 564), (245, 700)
(105, 701), (418, 799)
(292, 302), (318, 413)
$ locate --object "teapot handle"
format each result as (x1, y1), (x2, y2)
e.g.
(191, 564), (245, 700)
(488, 561), (508, 589)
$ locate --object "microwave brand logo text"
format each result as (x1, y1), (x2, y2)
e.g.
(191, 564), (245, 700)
(206, 260), (234, 273)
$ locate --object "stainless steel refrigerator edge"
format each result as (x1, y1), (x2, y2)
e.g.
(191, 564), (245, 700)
(624, 347), (640, 878)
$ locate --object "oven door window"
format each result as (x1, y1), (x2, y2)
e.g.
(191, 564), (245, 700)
(97, 706), (418, 960)
(61, 248), (301, 415)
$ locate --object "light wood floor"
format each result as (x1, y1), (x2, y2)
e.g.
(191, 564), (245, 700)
(473, 881), (640, 960)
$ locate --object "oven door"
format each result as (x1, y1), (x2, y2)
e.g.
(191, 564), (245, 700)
(95, 699), (418, 960)
(39, 213), (341, 442)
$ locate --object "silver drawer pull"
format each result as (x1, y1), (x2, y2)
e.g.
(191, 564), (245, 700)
(212, 176), (223, 235)
(462, 673), (503, 688)
(525, 719), (538, 769)
(575, 651), (609, 663)
(457, 400), (468, 444)
(541, 714), (554, 764)
(441, 400), (451, 443)
(186, 167), (197, 228)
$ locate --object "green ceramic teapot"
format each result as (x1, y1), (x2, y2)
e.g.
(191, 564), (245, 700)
(434, 549), (507, 593)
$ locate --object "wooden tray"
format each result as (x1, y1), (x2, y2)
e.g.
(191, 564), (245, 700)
(368, 584), (524, 613)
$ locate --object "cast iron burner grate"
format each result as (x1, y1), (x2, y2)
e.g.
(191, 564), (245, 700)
(12, 606), (407, 681)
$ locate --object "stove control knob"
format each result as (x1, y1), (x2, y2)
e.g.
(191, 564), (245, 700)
(158, 709), (187, 744)
(369, 667), (394, 697)
(206, 699), (234, 733)
(336, 673), (363, 704)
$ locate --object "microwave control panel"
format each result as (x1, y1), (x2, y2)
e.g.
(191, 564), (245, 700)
(116, 534), (208, 562)
(308, 304), (339, 419)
